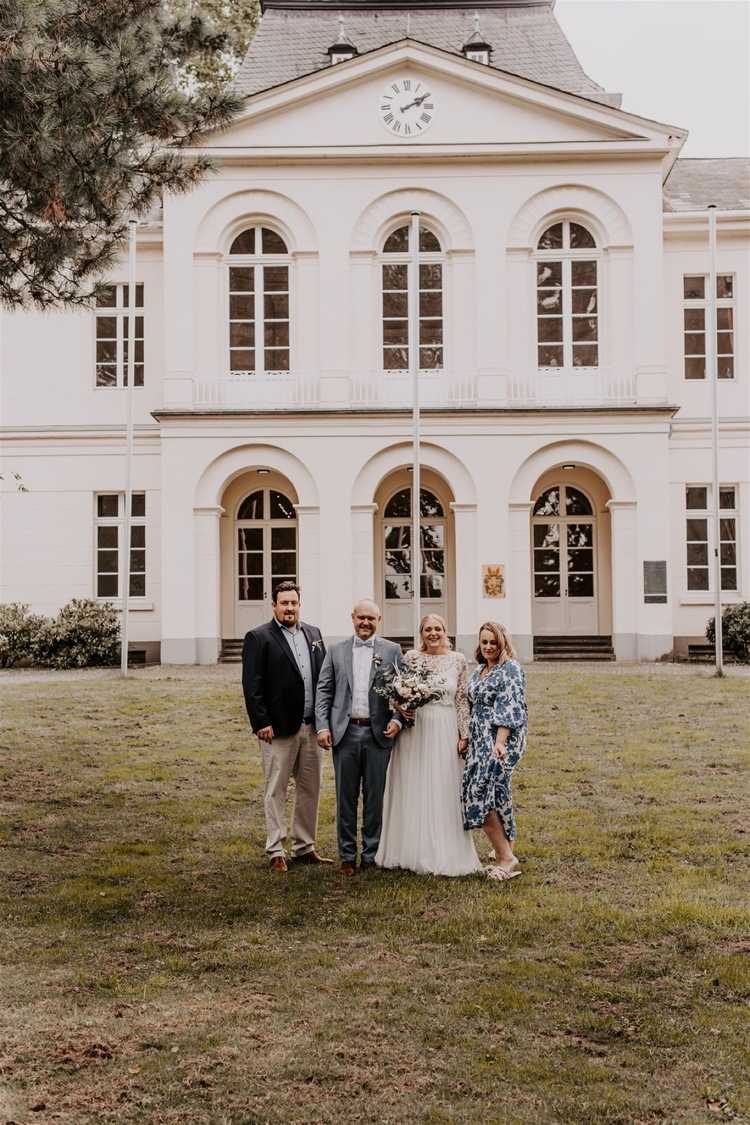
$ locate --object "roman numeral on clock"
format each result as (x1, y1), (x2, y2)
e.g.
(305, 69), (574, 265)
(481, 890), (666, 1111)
(420, 112), (432, 123)
(384, 113), (394, 124)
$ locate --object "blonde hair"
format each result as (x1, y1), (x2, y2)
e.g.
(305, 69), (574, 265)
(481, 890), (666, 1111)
(475, 621), (516, 664)
(419, 614), (452, 652)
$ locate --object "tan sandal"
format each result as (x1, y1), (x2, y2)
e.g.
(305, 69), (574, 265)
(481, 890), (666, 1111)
(485, 864), (522, 881)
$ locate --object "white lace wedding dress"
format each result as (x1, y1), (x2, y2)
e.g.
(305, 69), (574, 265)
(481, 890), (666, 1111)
(375, 650), (482, 877)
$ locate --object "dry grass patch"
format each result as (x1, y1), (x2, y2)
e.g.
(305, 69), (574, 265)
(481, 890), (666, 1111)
(0, 666), (748, 1123)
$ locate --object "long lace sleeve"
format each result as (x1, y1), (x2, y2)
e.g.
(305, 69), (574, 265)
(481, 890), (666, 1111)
(455, 654), (470, 739)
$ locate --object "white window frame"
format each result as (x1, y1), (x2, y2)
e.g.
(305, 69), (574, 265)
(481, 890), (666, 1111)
(535, 218), (601, 372)
(682, 273), (735, 381)
(225, 224), (292, 377)
(94, 283), (144, 388)
(684, 484), (739, 596)
(378, 219), (446, 375)
(95, 492), (147, 601)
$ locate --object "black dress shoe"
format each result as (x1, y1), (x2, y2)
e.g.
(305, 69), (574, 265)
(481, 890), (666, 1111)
(360, 859), (376, 870)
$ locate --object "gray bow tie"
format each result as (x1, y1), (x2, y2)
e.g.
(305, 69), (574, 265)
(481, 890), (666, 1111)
(354, 638), (374, 649)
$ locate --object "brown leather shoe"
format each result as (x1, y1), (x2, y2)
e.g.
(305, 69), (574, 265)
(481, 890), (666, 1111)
(269, 856), (287, 872)
(340, 861), (356, 876)
(292, 851), (333, 866)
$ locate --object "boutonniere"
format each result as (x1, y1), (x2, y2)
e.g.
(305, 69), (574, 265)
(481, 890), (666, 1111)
(311, 639), (323, 652)
(372, 654), (382, 668)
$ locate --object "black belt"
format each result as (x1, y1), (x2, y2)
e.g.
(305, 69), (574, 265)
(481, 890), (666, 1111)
(349, 717), (370, 727)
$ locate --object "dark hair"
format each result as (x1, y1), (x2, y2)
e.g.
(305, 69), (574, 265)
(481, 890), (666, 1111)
(272, 580), (301, 604)
(474, 621), (516, 664)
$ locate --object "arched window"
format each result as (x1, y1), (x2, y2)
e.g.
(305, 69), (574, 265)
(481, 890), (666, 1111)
(381, 222), (443, 372)
(532, 485), (595, 600)
(228, 226), (290, 375)
(236, 488), (296, 602)
(383, 487), (445, 600)
(535, 220), (598, 369)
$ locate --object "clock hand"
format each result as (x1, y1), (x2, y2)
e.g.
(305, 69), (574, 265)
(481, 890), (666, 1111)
(399, 94), (430, 113)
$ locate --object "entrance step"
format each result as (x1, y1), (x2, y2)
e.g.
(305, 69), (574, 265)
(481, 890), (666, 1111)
(534, 635), (615, 661)
(687, 643), (736, 664)
(219, 638), (243, 663)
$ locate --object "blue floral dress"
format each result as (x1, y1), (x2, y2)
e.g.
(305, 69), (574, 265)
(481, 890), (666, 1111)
(462, 659), (528, 840)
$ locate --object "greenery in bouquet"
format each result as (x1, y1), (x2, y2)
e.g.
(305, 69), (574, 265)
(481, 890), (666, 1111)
(371, 656), (448, 727)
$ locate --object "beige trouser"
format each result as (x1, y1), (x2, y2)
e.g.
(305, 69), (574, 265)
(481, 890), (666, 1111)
(261, 723), (323, 858)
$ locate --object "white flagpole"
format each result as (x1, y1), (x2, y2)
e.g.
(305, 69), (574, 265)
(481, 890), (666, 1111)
(707, 204), (723, 676)
(121, 218), (137, 676)
(409, 211), (421, 649)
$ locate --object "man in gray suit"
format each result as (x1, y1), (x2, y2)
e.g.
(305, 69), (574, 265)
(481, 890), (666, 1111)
(315, 600), (403, 875)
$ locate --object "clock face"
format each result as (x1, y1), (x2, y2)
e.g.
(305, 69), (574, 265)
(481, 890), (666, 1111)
(378, 78), (436, 138)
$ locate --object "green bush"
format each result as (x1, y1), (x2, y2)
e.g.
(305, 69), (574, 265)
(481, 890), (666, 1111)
(0, 599), (120, 669)
(44, 599), (121, 669)
(0, 603), (47, 667)
(706, 601), (750, 662)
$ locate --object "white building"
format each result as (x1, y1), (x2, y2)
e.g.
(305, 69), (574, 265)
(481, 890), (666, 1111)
(1, 0), (748, 664)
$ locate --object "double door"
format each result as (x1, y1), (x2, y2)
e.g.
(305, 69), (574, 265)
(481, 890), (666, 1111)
(235, 487), (297, 634)
(532, 484), (598, 635)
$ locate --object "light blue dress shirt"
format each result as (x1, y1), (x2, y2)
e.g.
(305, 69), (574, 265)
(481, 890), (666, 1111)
(275, 618), (314, 719)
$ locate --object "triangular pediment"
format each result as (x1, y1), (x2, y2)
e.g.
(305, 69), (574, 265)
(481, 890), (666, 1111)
(198, 41), (681, 153)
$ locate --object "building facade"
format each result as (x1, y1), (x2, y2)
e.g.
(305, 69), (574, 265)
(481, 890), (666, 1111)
(1, 0), (748, 663)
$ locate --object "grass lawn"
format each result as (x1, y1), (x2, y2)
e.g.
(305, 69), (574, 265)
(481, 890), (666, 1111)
(0, 665), (748, 1124)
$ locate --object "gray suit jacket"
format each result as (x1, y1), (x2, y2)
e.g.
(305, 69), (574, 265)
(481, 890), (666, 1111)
(314, 635), (404, 750)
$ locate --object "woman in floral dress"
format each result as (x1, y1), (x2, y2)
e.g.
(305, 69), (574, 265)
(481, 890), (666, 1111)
(376, 615), (482, 877)
(462, 622), (528, 881)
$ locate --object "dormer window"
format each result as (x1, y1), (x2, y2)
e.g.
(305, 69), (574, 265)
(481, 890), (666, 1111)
(328, 15), (358, 65)
(462, 13), (492, 65)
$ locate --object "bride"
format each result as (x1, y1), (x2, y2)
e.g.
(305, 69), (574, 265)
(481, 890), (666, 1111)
(375, 614), (482, 876)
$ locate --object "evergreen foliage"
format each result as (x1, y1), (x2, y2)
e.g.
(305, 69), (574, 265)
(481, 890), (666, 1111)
(0, 598), (120, 667)
(166, 0), (259, 94)
(707, 601), (750, 662)
(0, 0), (245, 308)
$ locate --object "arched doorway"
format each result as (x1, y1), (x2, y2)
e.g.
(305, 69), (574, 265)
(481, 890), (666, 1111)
(531, 470), (612, 637)
(375, 469), (455, 639)
(220, 470), (298, 636)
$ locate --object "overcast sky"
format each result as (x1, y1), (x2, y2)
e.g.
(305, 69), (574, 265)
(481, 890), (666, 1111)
(555, 0), (750, 157)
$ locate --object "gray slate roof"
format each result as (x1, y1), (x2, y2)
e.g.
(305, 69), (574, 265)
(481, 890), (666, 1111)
(663, 158), (750, 213)
(234, 4), (620, 106)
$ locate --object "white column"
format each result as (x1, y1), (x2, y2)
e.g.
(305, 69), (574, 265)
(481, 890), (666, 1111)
(292, 251), (320, 400)
(450, 503), (478, 656)
(351, 503), (377, 604)
(447, 251), (476, 400)
(607, 499), (638, 661)
(161, 458), (197, 665)
(505, 248), (534, 403)
(508, 501), (534, 661)
(342, 251), (378, 405)
(294, 504), (321, 626)
(194, 505), (224, 664)
(606, 247), (635, 401)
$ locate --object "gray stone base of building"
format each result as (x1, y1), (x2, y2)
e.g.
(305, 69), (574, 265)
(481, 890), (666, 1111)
(161, 638), (197, 664)
(637, 634), (674, 662)
(196, 637), (221, 664)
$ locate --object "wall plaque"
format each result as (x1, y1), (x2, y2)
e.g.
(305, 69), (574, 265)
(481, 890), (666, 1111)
(482, 564), (505, 598)
(644, 560), (667, 604)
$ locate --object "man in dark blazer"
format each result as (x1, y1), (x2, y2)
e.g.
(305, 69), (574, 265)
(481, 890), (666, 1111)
(242, 581), (330, 872)
(315, 599), (403, 875)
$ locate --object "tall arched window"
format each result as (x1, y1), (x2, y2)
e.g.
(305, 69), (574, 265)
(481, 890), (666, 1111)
(236, 488), (297, 602)
(383, 486), (445, 600)
(228, 226), (290, 375)
(536, 220), (598, 369)
(381, 222), (443, 372)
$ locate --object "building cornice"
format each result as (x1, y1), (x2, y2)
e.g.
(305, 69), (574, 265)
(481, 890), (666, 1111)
(151, 405), (679, 422)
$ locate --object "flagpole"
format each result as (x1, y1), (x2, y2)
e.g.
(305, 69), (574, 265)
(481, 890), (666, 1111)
(707, 204), (723, 676)
(121, 218), (137, 677)
(409, 211), (421, 649)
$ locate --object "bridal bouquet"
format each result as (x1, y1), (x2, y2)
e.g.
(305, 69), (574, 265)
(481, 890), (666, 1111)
(372, 656), (448, 728)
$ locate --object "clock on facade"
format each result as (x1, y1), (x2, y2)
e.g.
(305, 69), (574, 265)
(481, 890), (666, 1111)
(378, 78), (437, 137)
